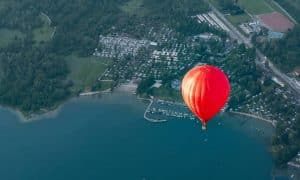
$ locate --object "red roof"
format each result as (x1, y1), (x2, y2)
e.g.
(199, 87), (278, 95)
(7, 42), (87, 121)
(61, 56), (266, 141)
(259, 12), (294, 32)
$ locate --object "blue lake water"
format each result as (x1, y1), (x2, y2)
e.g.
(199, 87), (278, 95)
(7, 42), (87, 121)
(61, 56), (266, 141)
(0, 92), (273, 180)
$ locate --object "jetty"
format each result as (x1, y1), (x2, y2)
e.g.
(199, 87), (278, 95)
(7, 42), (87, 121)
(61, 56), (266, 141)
(143, 98), (168, 123)
(231, 111), (276, 127)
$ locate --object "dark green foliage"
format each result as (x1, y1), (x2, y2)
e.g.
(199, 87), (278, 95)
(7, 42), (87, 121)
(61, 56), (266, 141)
(257, 25), (300, 72)
(219, 0), (244, 15)
(143, 0), (208, 17)
(137, 77), (155, 94)
(224, 45), (262, 108)
(0, 43), (71, 113)
(272, 108), (300, 166)
(0, 0), (209, 114)
(174, 17), (226, 37)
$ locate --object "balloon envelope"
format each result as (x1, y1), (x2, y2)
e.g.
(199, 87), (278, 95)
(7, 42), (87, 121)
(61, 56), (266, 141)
(181, 65), (230, 126)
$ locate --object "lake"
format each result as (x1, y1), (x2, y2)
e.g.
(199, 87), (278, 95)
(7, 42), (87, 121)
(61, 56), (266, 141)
(0, 92), (274, 180)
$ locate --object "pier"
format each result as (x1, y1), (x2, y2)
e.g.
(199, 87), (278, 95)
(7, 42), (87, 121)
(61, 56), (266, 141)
(143, 98), (168, 123)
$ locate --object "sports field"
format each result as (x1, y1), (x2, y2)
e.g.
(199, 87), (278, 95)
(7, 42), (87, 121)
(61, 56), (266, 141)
(66, 55), (112, 92)
(210, 0), (295, 26)
(227, 14), (251, 26)
(237, 0), (274, 15)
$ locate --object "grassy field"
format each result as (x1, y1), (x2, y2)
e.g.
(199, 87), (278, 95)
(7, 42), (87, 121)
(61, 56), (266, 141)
(99, 80), (114, 91)
(0, 0), (9, 12)
(33, 13), (55, 44)
(120, 0), (150, 16)
(227, 13), (251, 26)
(210, 0), (295, 26)
(0, 29), (24, 48)
(151, 87), (183, 102)
(237, 0), (274, 15)
(264, 0), (288, 14)
(66, 55), (112, 92)
(237, 0), (296, 22)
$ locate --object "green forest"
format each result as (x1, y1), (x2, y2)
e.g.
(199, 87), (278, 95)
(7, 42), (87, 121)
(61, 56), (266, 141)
(0, 0), (209, 114)
(257, 25), (300, 73)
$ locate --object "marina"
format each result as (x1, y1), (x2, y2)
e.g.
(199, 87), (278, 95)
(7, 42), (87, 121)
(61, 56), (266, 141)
(143, 98), (195, 122)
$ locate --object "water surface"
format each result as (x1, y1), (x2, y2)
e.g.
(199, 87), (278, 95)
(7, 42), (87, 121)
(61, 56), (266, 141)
(0, 92), (273, 180)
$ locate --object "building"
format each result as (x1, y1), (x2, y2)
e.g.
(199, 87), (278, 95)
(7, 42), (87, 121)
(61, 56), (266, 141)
(293, 68), (300, 77)
(268, 31), (284, 39)
(171, 79), (181, 90)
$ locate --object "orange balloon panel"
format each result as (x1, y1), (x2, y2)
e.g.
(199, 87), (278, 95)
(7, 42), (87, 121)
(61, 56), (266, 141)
(181, 65), (230, 123)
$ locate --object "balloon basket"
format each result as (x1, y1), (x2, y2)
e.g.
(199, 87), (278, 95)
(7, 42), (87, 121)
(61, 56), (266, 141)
(202, 123), (207, 130)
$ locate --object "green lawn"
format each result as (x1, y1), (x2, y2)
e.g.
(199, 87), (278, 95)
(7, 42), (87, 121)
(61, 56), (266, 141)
(0, 0), (9, 12)
(237, 0), (274, 15)
(99, 80), (114, 91)
(227, 13), (251, 26)
(33, 14), (55, 44)
(120, 0), (148, 16)
(0, 29), (24, 48)
(210, 0), (295, 26)
(66, 55), (112, 92)
(151, 86), (183, 102)
(264, 0), (286, 14)
(209, 0), (222, 9)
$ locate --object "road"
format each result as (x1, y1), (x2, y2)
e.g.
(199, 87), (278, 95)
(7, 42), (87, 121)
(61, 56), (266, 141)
(256, 50), (300, 95)
(208, 3), (252, 47)
(271, 0), (298, 24)
(208, 2), (300, 96)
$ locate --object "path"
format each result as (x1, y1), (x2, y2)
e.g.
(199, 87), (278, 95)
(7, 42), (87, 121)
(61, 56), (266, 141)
(231, 111), (276, 127)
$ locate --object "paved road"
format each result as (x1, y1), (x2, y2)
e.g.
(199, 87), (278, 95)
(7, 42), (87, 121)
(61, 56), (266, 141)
(208, 2), (300, 96)
(208, 3), (252, 47)
(256, 50), (300, 94)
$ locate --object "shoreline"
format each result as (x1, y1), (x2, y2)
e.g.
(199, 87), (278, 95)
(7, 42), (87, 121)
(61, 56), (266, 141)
(0, 89), (112, 123)
(138, 96), (276, 127)
(1, 89), (277, 128)
(230, 111), (276, 127)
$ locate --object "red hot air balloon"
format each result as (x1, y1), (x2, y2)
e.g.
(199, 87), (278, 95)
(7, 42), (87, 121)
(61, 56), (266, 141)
(181, 65), (230, 130)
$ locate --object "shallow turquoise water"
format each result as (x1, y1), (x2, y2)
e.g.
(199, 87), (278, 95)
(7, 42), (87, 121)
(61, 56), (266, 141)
(0, 93), (273, 180)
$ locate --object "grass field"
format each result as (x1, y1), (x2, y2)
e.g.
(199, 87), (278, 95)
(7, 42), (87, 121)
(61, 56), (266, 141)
(66, 55), (112, 92)
(33, 14), (55, 44)
(120, 0), (148, 16)
(0, 0), (9, 11)
(237, 0), (274, 15)
(152, 87), (183, 102)
(237, 0), (296, 22)
(0, 29), (24, 48)
(265, 0), (288, 14)
(210, 0), (295, 26)
(227, 13), (251, 26)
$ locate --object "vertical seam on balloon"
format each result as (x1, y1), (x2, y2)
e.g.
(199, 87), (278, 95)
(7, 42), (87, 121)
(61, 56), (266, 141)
(194, 71), (204, 122)
(188, 73), (197, 115)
